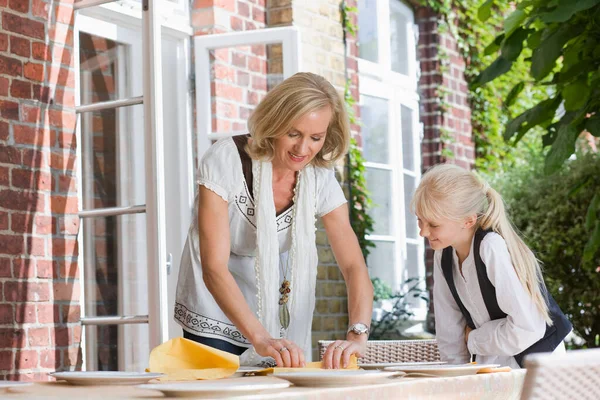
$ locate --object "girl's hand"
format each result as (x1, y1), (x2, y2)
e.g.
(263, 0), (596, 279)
(465, 325), (473, 344)
(253, 336), (305, 368)
(322, 337), (367, 369)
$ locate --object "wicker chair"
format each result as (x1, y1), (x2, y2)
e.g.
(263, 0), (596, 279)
(318, 339), (441, 364)
(521, 348), (600, 400)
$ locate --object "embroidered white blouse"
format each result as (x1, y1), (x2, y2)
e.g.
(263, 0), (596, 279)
(432, 232), (561, 368)
(174, 138), (347, 348)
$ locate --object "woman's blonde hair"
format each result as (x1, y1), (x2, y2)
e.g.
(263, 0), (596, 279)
(246, 72), (350, 168)
(411, 164), (552, 325)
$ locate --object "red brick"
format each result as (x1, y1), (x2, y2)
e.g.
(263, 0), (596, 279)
(0, 189), (46, 213)
(8, 0), (29, 13)
(252, 5), (265, 23)
(36, 304), (58, 324)
(0, 328), (25, 348)
(31, 41), (49, 61)
(61, 305), (80, 323)
(55, 131), (76, 150)
(0, 32), (8, 51)
(56, 174), (76, 193)
(32, 0), (49, 18)
(10, 213), (31, 234)
(2, 12), (45, 40)
(54, 4), (74, 24)
(24, 62), (44, 82)
(251, 75), (267, 90)
(39, 348), (57, 369)
(231, 15), (243, 31)
(12, 256), (36, 278)
(232, 52), (246, 68)
(50, 195), (78, 214)
(5, 281), (50, 302)
(34, 215), (53, 235)
(51, 44), (71, 67)
(57, 215), (79, 235)
(51, 237), (78, 257)
(53, 326), (69, 346)
(53, 87), (75, 107)
(25, 235), (46, 256)
(0, 100), (19, 120)
(49, 151), (77, 172)
(0, 351), (15, 368)
(0, 257), (12, 278)
(57, 260), (78, 279)
(214, 82), (243, 102)
(21, 104), (44, 124)
(11, 168), (52, 191)
(28, 328), (49, 347)
(247, 56), (265, 73)
(10, 79), (32, 99)
(22, 148), (48, 170)
(244, 20), (257, 30)
(32, 84), (51, 103)
(71, 325), (82, 344)
(0, 166), (8, 187)
(0, 304), (12, 324)
(0, 77), (8, 97)
(15, 350), (38, 369)
(36, 259), (53, 278)
(0, 145), (21, 165)
(53, 281), (79, 302)
(15, 303), (37, 324)
(13, 124), (51, 147)
(48, 23), (73, 47)
(46, 66), (74, 88)
(0, 234), (24, 255)
(63, 346), (80, 368)
(10, 35), (30, 57)
(49, 109), (77, 132)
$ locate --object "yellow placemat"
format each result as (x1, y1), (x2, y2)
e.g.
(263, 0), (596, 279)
(146, 337), (240, 381)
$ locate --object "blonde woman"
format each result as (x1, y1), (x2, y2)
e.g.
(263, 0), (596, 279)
(411, 164), (571, 368)
(175, 73), (373, 369)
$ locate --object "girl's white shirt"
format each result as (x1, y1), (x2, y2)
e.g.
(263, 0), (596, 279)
(433, 232), (563, 368)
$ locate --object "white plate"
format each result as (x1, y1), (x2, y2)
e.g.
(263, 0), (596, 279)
(50, 371), (164, 386)
(0, 382), (33, 392)
(384, 363), (500, 377)
(359, 361), (447, 370)
(139, 378), (290, 398)
(275, 370), (401, 387)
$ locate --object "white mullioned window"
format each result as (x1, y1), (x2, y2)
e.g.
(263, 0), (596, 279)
(357, 0), (426, 319)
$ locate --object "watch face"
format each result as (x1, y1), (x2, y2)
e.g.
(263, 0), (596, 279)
(352, 323), (369, 334)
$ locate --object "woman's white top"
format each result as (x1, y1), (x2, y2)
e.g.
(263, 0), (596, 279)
(175, 138), (347, 351)
(433, 232), (557, 368)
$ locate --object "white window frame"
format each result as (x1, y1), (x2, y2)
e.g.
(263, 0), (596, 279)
(358, 0), (425, 319)
(74, 1), (193, 370)
(193, 27), (301, 158)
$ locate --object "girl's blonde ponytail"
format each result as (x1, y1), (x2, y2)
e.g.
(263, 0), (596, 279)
(412, 164), (552, 325)
(480, 187), (551, 325)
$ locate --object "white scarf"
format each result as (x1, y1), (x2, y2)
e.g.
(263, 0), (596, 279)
(240, 159), (318, 365)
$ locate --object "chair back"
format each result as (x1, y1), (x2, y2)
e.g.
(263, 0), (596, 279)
(521, 348), (600, 400)
(318, 339), (440, 364)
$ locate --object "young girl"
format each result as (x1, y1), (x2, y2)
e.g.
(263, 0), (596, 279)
(411, 164), (571, 368)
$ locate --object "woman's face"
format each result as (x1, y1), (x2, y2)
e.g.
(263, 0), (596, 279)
(272, 106), (332, 172)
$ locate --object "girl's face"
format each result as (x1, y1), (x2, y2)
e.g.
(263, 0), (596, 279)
(272, 107), (331, 172)
(417, 215), (471, 250)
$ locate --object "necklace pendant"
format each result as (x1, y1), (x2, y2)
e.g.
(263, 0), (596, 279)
(279, 303), (290, 329)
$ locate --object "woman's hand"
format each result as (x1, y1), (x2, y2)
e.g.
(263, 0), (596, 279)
(253, 336), (305, 368)
(322, 336), (367, 369)
(465, 325), (473, 344)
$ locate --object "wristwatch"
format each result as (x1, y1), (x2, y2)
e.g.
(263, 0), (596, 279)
(347, 323), (370, 336)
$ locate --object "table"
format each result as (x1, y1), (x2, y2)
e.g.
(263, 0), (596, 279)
(3, 370), (526, 399)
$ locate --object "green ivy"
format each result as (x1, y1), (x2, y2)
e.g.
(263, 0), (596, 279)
(416, 0), (547, 173)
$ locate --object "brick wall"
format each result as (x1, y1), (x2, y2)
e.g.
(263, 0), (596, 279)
(0, 0), (81, 380)
(414, 5), (475, 331)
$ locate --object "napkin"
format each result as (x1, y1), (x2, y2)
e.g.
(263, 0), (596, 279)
(255, 355), (359, 375)
(147, 337), (240, 381)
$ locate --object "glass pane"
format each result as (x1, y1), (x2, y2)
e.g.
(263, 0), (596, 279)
(361, 95), (389, 164)
(209, 44), (284, 135)
(404, 243), (420, 280)
(85, 324), (149, 372)
(404, 174), (418, 239)
(390, 1), (410, 75)
(366, 168), (393, 235)
(358, 0), (378, 62)
(367, 240), (396, 286)
(401, 105), (415, 170)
